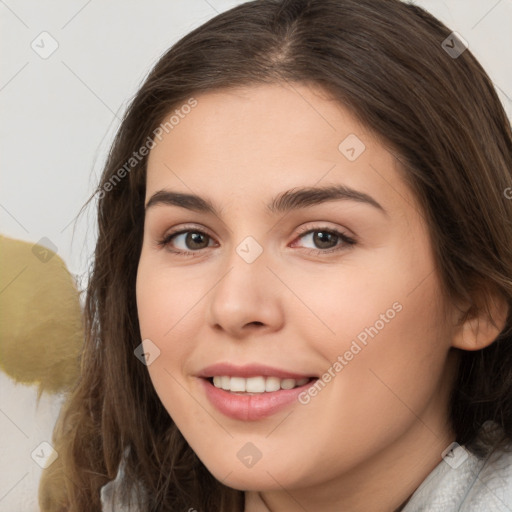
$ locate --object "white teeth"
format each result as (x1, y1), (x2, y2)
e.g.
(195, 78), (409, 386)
(280, 378), (296, 390)
(246, 376), (266, 393)
(230, 377), (246, 392)
(265, 376), (281, 392)
(221, 376), (231, 390)
(211, 376), (311, 393)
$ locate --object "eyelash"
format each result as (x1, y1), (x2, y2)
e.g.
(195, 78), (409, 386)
(156, 224), (356, 258)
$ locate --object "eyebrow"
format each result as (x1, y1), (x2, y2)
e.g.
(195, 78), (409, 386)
(144, 185), (387, 216)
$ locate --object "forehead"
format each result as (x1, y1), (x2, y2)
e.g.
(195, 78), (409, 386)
(145, 82), (412, 218)
(148, 82), (374, 166)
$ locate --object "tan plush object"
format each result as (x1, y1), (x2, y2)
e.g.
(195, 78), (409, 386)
(0, 234), (83, 396)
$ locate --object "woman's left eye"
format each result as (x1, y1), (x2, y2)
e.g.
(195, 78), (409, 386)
(157, 226), (356, 257)
(293, 227), (356, 254)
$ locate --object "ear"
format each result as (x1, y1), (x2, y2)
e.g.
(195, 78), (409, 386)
(451, 288), (509, 351)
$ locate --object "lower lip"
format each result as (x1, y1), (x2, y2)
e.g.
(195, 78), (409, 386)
(200, 378), (316, 421)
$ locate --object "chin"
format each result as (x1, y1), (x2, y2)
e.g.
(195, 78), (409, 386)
(197, 452), (302, 492)
(216, 470), (285, 492)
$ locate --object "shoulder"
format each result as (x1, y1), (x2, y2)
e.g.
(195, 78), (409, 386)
(462, 441), (512, 510)
(403, 430), (512, 511)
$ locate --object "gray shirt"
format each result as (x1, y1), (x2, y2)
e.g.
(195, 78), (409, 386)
(401, 441), (512, 511)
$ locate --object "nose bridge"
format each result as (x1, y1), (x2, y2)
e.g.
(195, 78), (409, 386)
(217, 232), (269, 296)
(234, 234), (265, 266)
(206, 231), (283, 334)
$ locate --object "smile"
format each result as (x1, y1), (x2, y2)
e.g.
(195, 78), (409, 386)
(197, 363), (318, 420)
(211, 375), (312, 393)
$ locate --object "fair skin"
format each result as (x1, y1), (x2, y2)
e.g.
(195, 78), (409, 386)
(136, 82), (504, 512)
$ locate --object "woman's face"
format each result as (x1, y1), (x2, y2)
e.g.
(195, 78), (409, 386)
(136, 83), (460, 506)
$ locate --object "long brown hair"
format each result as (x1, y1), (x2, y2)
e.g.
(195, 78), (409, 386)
(39, 0), (512, 510)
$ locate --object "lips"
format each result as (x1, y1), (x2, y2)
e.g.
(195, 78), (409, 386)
(198, 363), (318, 421)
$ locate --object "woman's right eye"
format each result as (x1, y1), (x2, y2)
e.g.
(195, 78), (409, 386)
(157, 229), (216, 257)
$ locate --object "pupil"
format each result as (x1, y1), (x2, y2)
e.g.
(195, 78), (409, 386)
(188, 232), (208, 249)
(314, 231), (336, 249)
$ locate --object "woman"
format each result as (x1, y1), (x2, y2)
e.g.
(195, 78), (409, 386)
(40, 0), (512, 510)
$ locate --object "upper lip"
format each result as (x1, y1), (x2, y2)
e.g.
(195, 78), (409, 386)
(198, 363), (316, 380)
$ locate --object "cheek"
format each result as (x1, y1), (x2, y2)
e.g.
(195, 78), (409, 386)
(135, 255), (207, 414)
(304, 244), (451, 430)
(299, 250), (428, 362)
(283, 279), (452, 481)
(323, 274), (451, 428)
(136, 252), (207, 341)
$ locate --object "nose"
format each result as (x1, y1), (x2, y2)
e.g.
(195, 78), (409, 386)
(206, 244), (285, 339)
